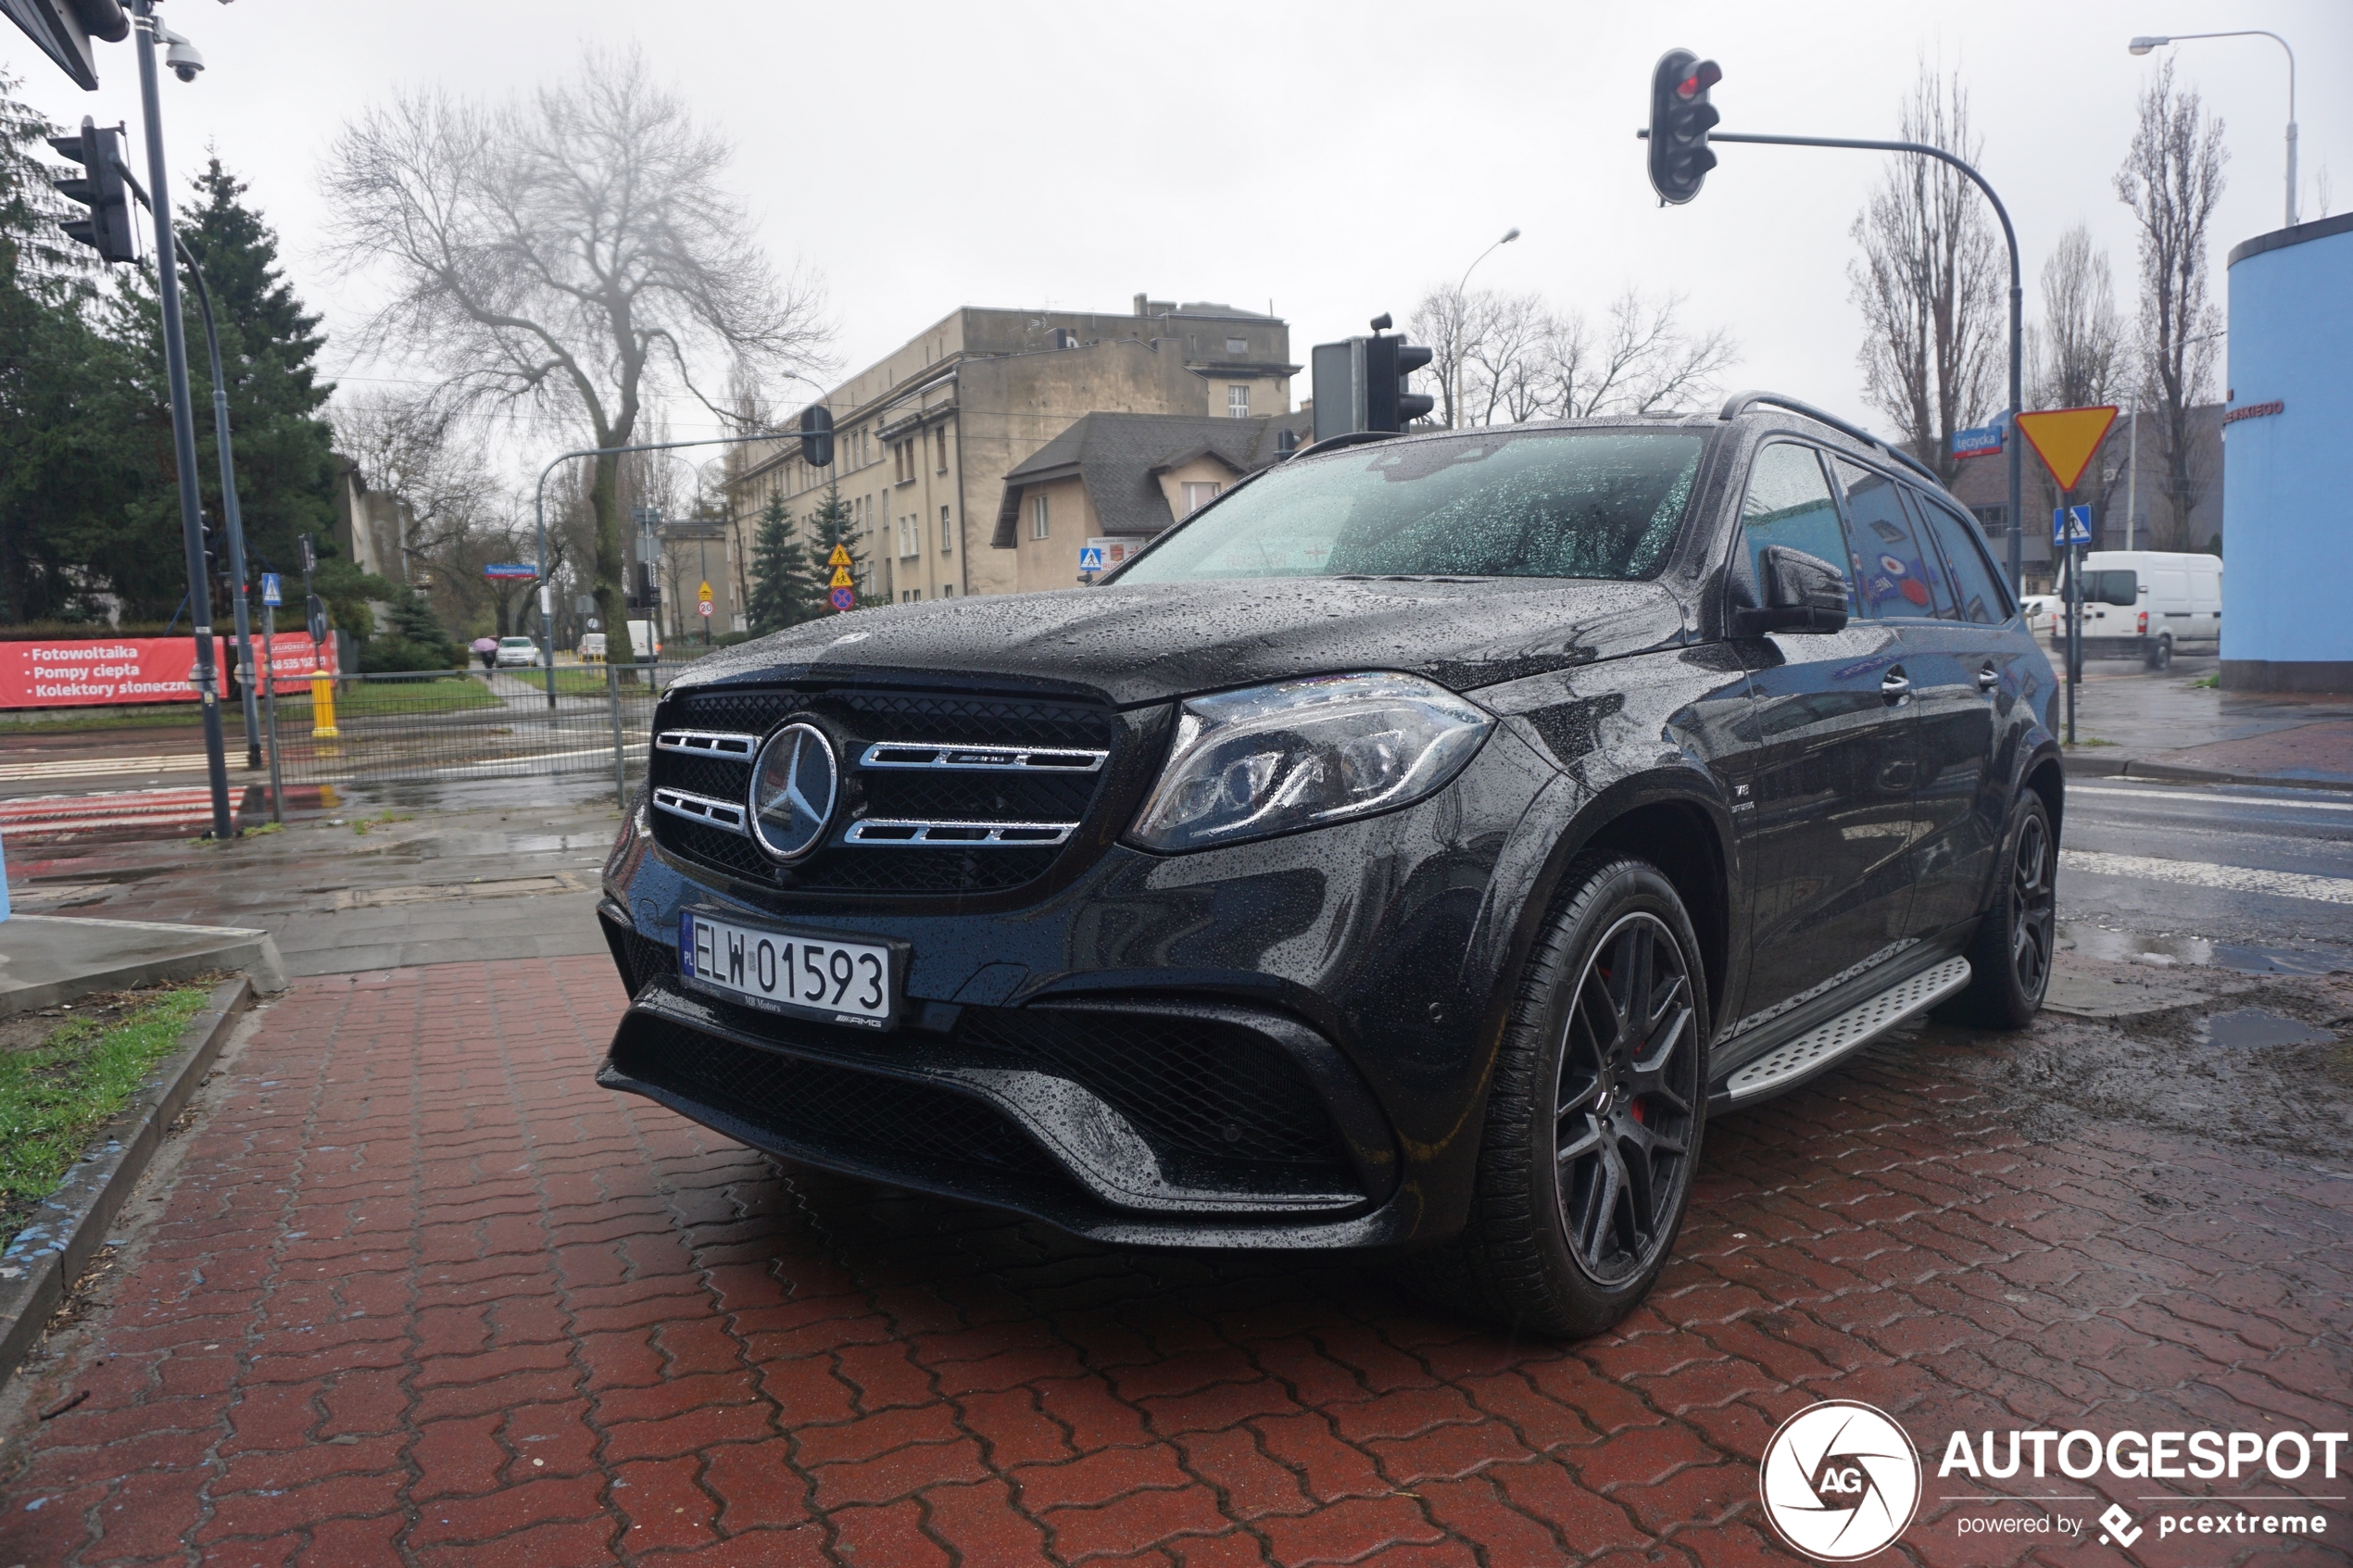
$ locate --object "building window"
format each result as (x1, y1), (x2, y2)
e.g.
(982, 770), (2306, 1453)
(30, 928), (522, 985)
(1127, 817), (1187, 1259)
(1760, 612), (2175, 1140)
(898, 514), (919, 558)
(1227, 336), (1248, 356)
(935, 427), (948, 472)
(1031, 495), (1050, 540)
(939, 505), (953, 554)
(1183, 481), (1223, 515)
(1227, 384), (1251, 418)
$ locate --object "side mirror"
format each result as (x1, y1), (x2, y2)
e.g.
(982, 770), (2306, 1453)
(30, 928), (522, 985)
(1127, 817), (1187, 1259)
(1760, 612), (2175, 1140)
(1731, 546), (1850, 636)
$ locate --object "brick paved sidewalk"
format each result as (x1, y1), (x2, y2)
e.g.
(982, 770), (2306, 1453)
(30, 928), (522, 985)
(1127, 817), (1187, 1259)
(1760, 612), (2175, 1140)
(2, 957), (2347, 1567)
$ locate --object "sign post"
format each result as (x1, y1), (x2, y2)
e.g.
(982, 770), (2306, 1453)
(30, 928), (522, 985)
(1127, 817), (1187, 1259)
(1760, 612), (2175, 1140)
(258, 574), (284, 823)
(2017, 407), (2120, 746)
(827, 545), (857, 613)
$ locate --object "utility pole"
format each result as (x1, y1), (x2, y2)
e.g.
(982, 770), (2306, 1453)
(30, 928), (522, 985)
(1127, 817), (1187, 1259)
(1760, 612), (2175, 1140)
(131, 0), (233, 839)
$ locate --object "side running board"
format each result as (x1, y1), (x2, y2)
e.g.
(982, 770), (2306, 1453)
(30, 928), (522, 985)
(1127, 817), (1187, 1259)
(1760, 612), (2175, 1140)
(1719, 955), (1972, 1108)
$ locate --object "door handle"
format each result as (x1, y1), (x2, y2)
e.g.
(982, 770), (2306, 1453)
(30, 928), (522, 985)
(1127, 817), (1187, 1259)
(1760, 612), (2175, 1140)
(1976, 664), (2000, 694)
(1881, 669), (1911, 704)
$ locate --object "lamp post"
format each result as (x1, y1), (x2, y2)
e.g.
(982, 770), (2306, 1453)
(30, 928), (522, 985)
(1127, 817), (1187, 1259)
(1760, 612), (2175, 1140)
(1452, 226), (1520, 428)
(2131, 31), (2298, 228)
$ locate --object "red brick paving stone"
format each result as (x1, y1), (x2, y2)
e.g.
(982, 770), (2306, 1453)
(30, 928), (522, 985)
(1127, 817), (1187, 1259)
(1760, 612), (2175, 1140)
(2, 960), (2350, 1568)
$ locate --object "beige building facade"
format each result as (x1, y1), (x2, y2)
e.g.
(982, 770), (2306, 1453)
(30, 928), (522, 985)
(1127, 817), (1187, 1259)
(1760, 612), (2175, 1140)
(726, 297), (1294, 601)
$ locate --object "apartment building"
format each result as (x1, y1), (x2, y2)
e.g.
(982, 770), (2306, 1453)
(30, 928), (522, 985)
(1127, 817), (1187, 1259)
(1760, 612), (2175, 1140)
(725, 295), (1294, 600)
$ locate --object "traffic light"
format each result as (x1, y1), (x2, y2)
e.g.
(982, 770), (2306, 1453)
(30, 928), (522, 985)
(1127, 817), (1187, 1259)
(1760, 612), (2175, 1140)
(1311, 318), (1436, 441)
(3, 0), (129, 92)
(1646, 48), (1722, 206)
(799, 404), (835, 469)
(1365, 325), (1434, 433)
(47, 116), (141, 264)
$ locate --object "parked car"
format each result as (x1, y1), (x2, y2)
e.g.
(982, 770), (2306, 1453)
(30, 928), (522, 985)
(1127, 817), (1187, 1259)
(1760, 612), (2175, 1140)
(595, 394), (2061, 1336)
(2020, 592), (2059, 641)
(2049, 549), (2221, 670)
(578, 633), (608, 661)
(494, 635), (542, 668)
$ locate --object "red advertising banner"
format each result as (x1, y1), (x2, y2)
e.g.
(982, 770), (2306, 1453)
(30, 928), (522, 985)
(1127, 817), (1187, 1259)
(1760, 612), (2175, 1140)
(0, 634), (340, 710)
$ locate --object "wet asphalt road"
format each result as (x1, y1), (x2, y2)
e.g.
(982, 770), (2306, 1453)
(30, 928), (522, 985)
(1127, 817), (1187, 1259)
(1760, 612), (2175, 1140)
(2059, 777), (2353, 965)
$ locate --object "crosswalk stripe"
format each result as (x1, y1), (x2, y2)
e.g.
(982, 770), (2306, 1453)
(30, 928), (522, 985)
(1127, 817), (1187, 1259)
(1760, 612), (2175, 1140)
(0, 753), (208, 781)
(2070, 785), (2353, 813)
(2060, 848), (2353, 906)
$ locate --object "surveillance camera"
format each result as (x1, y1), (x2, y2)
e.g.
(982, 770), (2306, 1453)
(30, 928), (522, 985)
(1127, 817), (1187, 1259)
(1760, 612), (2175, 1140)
(167, 40), (205, 80)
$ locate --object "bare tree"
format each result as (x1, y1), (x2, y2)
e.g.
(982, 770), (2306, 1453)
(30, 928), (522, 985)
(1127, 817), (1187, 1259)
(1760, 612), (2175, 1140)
(2029, 225), (2125, 409)
(322, 48), (829, 663)
(1848, 66), (2005, 489)
(2116, 59), (2227, 550)
(1409, 283), (1735, 428)
(1407, 283), (1491, 429)
(1551, 289), (1738, 418)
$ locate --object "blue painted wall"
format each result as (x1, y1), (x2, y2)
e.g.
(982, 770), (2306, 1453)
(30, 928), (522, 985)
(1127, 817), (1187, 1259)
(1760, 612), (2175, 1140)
(2223, 218), (2353, 671)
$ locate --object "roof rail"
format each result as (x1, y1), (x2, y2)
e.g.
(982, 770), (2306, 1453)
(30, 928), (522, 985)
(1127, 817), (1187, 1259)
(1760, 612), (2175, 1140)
(1718, 391), (1943, 486)
(1291, 429), (1404, 460)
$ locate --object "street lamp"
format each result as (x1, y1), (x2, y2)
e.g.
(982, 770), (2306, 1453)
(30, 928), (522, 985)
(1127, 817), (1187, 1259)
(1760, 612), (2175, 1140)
(2130, 31), (2299, 229)
(1452, 226), (1520, 428)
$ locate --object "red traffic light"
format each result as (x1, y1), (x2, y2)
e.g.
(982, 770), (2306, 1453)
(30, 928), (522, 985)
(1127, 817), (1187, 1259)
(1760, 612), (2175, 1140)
(1677, 61), (1723, 99)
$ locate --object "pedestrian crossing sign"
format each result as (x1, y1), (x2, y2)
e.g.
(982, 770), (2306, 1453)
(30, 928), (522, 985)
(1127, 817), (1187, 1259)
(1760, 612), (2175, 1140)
(828, 565), (854, 590)
(827, 545), (853, 568)
(260, 572), (282, 606)
(1077, 546), (1106, 572)
(2053, 505), (2093, 546)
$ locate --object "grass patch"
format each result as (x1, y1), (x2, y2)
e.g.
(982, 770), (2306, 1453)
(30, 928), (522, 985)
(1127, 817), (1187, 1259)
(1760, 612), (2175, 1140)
(2066, 736), (2119, 748)
(279, 677), (499, 720)
(0, 985), (213, 1251)
(2189, 672), (2220, 689)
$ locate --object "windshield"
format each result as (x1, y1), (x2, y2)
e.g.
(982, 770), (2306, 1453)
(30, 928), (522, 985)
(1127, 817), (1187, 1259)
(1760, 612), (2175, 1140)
(1115, 429), (1707, 583)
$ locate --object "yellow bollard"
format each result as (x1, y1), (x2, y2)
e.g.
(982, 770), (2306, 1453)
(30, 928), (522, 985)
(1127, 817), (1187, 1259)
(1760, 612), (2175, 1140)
(310, 672), (340, 738)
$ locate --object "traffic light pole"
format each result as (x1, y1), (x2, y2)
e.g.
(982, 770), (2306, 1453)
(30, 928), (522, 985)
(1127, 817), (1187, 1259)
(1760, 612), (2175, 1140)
(172, 238), (262, 770)
(130, 0), (233, 839)
(533, 428), (832, 709)
(1699, 130), (2025, 596)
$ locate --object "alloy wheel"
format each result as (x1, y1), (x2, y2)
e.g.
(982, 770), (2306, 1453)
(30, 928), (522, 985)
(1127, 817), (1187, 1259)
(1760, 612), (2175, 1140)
(1553, 912), (1700, 1285)
(2009, 813), (2056, 1002)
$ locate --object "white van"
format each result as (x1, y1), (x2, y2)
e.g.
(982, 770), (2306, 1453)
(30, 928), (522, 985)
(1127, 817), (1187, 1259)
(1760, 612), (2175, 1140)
(2051, 550), (2221, 670)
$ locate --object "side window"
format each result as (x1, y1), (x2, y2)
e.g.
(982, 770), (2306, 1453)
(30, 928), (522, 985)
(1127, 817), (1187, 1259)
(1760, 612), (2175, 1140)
(1833, 458), (1949, 620)
(1740, 445), (1856, 614)
(1910, 492), (2008, 624)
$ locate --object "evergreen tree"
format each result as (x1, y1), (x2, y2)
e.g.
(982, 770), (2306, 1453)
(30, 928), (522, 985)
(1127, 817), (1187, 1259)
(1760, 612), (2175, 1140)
(0, 73), (145, 624)
(745, 495), (819, 633)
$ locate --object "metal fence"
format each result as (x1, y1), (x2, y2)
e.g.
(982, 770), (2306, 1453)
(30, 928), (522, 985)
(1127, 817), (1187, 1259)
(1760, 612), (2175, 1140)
(258, 662), (699, 802)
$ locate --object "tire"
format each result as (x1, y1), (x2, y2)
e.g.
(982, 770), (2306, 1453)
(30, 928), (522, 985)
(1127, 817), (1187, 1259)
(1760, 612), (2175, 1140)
(1411, 853), (1709, 1337)
(2145, 634), (2172, 671)
(1945, 792), (2057, 1029)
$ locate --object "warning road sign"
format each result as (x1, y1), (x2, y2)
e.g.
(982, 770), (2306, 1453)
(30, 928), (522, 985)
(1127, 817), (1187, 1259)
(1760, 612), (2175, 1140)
(697, 580), (712, 604)
(827, 545), (853, 568)
(828, 566), (854, 590)
(2015, 406), (2119, 492)
(828, 585), (856, 612)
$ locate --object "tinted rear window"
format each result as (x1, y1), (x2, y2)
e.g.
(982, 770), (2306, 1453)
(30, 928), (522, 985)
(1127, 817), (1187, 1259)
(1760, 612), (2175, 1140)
(1116, 430), (1706, 583)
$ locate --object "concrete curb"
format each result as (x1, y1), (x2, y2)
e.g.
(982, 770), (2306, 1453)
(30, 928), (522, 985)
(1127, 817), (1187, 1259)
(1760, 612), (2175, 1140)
(0, 919), (287, 1017)
(0, 975), (254, 1398)
(2060, 753), (2353, 795)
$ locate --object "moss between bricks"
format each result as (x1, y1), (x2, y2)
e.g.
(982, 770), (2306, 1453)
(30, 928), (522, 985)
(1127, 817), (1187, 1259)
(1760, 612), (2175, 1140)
(0, 985), (213, 1252)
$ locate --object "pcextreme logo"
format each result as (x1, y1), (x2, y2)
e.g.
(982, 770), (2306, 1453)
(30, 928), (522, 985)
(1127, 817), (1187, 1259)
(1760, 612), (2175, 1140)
(1759, 1400), (1922, 1561)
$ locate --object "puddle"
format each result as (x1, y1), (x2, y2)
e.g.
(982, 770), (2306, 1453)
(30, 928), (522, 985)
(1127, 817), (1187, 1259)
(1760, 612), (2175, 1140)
(2059, 922), (2349, 976)
(2197, 1009), (2335, 1048)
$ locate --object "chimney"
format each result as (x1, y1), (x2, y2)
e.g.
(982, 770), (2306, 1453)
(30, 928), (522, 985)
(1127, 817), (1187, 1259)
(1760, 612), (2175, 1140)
(1134, 293), (1148, 318)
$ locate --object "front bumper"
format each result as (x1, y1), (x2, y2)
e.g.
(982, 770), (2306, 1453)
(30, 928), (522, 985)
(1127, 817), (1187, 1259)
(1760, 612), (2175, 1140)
(597, 722), (1564, 1248)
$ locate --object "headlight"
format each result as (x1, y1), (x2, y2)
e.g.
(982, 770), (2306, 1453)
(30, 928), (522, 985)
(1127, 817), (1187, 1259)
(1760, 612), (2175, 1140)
(1127, 672), (1493, 853)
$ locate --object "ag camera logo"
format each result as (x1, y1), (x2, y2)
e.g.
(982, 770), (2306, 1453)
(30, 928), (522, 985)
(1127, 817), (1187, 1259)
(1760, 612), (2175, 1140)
(1760, 1400), (1923, 1561)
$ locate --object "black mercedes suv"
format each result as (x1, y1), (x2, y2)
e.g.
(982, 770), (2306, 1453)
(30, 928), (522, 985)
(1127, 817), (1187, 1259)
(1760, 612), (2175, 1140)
(596, 393), (2062, 1336)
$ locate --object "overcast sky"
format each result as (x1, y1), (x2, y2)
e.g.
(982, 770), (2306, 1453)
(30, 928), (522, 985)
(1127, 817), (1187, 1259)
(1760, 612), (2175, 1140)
(9, 0), (2347, 465)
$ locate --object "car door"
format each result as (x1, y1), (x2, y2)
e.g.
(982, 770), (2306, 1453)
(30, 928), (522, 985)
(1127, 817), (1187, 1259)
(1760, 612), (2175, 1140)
(1886, 481), (2019, 938)
(1724, 442), (1920, 1035)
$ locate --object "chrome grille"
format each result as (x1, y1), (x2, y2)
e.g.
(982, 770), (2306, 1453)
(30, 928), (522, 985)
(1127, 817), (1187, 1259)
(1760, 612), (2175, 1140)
(646, 685), (1121, 895)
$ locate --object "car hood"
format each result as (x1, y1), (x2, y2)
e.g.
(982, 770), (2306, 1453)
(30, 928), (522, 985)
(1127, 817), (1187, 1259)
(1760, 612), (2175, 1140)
(673, 577), (1691, 708)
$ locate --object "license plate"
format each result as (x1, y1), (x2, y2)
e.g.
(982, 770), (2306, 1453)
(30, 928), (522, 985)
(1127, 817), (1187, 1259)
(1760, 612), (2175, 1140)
(677, 910), (896, 1029)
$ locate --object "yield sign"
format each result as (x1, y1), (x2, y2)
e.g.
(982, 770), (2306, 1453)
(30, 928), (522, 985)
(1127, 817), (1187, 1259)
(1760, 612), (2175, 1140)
(2014, 406), (2119, 492)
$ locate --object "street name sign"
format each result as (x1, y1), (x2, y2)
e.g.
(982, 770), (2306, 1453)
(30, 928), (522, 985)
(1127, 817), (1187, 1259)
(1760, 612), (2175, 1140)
(484, 563), (538, 581)
(1951, 423), (2005, 459)
(2015, 406), (2119, 492)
